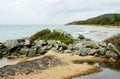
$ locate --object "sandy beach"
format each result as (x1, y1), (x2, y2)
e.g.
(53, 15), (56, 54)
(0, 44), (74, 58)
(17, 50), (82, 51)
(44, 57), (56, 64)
(10, 50), (107, 79)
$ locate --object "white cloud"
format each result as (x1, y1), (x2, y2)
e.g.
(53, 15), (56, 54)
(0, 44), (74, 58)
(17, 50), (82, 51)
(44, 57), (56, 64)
(0, 0), (120, 24)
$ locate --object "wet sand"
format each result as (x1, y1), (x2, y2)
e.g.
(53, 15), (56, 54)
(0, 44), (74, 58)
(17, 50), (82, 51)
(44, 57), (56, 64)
(11, 50), (105, 79)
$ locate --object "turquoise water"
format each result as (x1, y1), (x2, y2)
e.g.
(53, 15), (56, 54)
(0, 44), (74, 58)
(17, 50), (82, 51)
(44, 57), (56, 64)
(0, 25), (120, 42)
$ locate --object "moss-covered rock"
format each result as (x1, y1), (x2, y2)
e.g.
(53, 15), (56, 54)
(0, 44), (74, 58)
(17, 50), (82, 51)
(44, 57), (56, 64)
(30, 28), (74, 44)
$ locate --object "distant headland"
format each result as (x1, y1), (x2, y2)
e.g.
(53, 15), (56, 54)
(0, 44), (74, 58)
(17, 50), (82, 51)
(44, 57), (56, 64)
(66, 13), (120, 27)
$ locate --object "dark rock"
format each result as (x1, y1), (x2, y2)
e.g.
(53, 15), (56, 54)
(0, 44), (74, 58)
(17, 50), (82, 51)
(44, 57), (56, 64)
(0, 43), (6, 49)
(0, 55), (67, 78)
(78, 34), (85, 39)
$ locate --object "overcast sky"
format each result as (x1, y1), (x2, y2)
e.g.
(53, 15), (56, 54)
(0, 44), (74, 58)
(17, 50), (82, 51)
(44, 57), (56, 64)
(0, 0), (120, 24)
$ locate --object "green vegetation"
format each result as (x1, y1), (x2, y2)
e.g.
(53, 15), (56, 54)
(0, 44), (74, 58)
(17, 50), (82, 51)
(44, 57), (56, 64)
(30, 29), (74, 44)
(67, 13), (120, 26)
(104, 34), (120, 51)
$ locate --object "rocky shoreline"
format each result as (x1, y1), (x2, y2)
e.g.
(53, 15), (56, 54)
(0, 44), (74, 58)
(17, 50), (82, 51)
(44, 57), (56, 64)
(0, 28), (120, 79)
(0, 29), (120, 60)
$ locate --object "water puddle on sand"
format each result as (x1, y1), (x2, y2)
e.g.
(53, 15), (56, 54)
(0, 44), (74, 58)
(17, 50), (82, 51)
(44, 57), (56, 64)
(73, 60), (120, 79)
(0, 58), (21, 68)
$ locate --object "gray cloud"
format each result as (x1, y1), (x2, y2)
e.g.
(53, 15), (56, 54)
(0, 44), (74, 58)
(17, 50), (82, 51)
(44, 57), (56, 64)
(0, 0), (120, 24)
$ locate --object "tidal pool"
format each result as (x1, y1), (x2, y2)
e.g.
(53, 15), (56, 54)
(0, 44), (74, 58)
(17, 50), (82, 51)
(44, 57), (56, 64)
(73, 60), (120, 79)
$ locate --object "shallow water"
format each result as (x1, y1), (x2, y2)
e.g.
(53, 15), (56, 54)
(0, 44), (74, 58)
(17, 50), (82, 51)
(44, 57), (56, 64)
(0, 58), (20, 68)
(0, 25), (120, 42)
(73, 61), (120, 79)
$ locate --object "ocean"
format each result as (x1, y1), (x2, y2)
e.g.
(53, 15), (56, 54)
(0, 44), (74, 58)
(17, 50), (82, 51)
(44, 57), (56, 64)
(0, 25), (120, 42)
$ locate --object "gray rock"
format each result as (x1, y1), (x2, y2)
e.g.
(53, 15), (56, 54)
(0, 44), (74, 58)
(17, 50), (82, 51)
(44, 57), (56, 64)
(47, 44), (53, 49)
(34, 40), (47, 47)
(19, 47), (29, 55)
(98, 47), (106, 56)
(58, 47), (64, 53)
(53, 28), (73, 38)
(80, 48), (91, 56)
(24, 39), (30, 45)
(83, 41), (99, 49)
(74, 42), (85, 51)
(47, 40), (57, 45)
(68, 44), (73, 50)
(75, 42), (84, 48)
(3, 39), (24, 50)
(27, 49), (36, 57)
(64, 49), (72, 53)
(99, 42), (107, 47)
(54, 44), (59, 50)
(107, 43), (120, 56)
(78, 34), (85, 39)
(59, 43), (67, 50)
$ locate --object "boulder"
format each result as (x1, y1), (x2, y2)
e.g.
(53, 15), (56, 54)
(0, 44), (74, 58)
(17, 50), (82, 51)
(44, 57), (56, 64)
(47, 44), (53, 49)
(74, 42), (85, 50)
(68, 44), (73, 50)
(89, 49), (99, 55)
(47, 40), (57, 45)
(3, 40), (24, 50)
(53, 28), (73, 38)
(99, 42), (107, 47)
(105, 51), (118, 58)
(27, 50), (36, 57)
(24, 39), (30, 45)
(59, 43), (67, 50)
(0, 43), (6, 49)
(83, 41), (99, 49)
(19, 47), (30, 55)
(107, 43), (120, 56)
(34, 40), (47, 47)
(98, 47), (106, 56)
(78, 34), (85, 39)
(80, 48), (91, 56)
